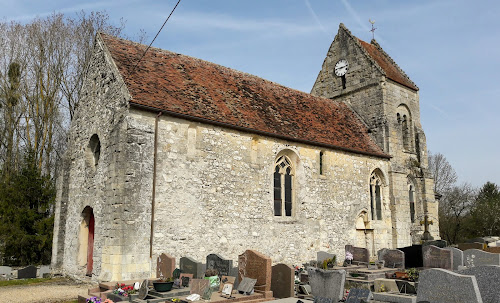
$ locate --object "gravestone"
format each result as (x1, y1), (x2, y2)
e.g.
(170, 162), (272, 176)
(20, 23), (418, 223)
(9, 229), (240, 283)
(317, 251), (336, 264)
(307, 267), (346, 301)
(180, 256), (205, 278)
(444, 247), (463, 270)
(18, 265), (37, 279)
(377, 248), (405, 268)
(190, 278), (210, 295)
(395, 280), (416, 294)
(345, 245), (369, 264)
(398, 245), (423, 268)
(422, 239), (447, 248)
(37, 265), (51, 278)
(179, 273), (193, 287)
(313, 297), (333, 303)
(484, 247), (500, 254)
(416, 268), (482, 303)
(207, 254), (233, 277)
(460, 265), (500, 303)
(138, 279), (149, 300)
(238, 250), (272, 292)
(345, 288), (372, 303)
(157, 253), (175, 278)
(0, 266), (12, 276)
(458, 242), (486, 251)
(219, 276), (236, 291)
(464, 249), (500, 268)
(271, 263), (294, 298)
(237, 277), (257, 295)
(423, 245), (452, 270)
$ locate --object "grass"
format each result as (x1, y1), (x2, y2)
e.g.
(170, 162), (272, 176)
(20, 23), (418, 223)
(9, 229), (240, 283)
(0, 277), (67, 287)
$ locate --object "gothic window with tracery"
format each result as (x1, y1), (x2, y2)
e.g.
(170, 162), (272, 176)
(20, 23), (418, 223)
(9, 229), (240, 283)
(370, 171), (383, 220)
(274, 155), (293, 216)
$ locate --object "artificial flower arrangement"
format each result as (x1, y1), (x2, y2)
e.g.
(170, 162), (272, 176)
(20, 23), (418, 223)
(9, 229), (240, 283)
(86, 297), (114, 303)
(113, 283), (136, 297)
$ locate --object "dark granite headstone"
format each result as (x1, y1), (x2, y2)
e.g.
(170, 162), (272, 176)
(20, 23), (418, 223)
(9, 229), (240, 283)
(237, 277), (257, 295)
(345, 245), (369, 264)
(345, 288), (372, 303)
(423, 245), (452, 270)
(464, 249), (500, 268)
(416, 268), (482, 303)
(180, 256), (205, 278)
(238, 250), (271, 292)
(138, 279), (149, 300)
(377, 248), (405, 268)
(398, 245), (423, 268)
(17, 265), (37, 279)
(395, 280), (417, 294)
(444, 247), (463, 270)
(190, 278), (210, 295)
(422, 240), (448, 248)
(157, 253), (175, 278)
(207, 254), (233, 277)
(307, 267), (346, 301)
(271, 263), (294, 298)
(460, 265), (500, 303)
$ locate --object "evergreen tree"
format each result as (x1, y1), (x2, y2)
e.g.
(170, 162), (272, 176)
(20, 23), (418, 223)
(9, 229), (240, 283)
(0, 150), (55, 266)
(469, 182), (500, 237)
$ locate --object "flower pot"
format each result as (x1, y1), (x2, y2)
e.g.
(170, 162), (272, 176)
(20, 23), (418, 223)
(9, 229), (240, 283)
(153, 281), (174, 292)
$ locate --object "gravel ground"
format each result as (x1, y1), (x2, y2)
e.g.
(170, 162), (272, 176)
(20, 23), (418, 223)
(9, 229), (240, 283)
(0, 278), (97, 303)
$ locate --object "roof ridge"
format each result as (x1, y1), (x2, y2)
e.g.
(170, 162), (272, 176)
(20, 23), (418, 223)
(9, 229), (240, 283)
(369, 39), (418, 90)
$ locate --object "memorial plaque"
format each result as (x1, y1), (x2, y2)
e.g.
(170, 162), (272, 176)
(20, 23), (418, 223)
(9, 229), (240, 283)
(179, 273), (193, 287)
(219, 275), (236, 291)
(395, 281), (416, 294)
(377, 248), (405, 268)
(180, 256), (204, 278)
(345, 245), (369, 264)
(190, 278), (210, 295)
(345, 288), (372, 303)
(238, 250), (272, 292)
(423, 245), (452, 270)
(207, 254), (232, 277)
(444, 247), (463, 270)
(307, 267), (346, 301)
(221, 283), (233, 296)
(138, 279), (149, 300)
(237, 277), (257, 295)
(17, 265), (37, 279)
(271, 263), (294, 298)
(157, 253), (175, 278)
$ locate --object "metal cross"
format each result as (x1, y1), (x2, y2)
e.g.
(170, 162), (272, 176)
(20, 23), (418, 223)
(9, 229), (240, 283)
(420, 214), (434, 241)
(369, 19), (377, 40)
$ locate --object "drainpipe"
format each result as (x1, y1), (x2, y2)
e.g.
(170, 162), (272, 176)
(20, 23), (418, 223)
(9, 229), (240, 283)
(150, 112), (162, 258)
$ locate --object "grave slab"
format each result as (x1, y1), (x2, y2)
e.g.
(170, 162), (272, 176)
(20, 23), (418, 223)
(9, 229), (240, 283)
(345, 288), (372, 303)
(190, 278), (210, 295)
(416, 268), (482, 303)
(207, 254), (233, 277)
(422, 245), (452, 270)
(464, 249), (500, 268)
(460, 265), (500, 303)
(18, 265), (37, 279)
(237, 250), (272, 292)
(180, 256), (204, 278)
(372, 292), (416, 303)
(345, 245), (369, 264)
(307, 267), (346, 301)
(271, 263), (294, 298)
(444, 247), (463, 270)
(157, 253), (175, 278)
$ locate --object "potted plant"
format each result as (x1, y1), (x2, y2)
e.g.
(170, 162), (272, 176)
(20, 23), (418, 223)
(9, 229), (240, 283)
(343, 251), (353, 266)
(322, 256), (337, 269)
(153, 276), (175, 292)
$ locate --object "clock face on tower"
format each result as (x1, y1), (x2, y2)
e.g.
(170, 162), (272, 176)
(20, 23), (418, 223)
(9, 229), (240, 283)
(334, 59), (349, 77)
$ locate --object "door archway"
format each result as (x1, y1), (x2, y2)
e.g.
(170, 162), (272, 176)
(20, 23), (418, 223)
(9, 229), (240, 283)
(78, 206), (94, 276)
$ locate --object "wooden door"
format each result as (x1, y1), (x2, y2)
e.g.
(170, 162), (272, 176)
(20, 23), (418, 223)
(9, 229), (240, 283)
(86, 212), (94, 276)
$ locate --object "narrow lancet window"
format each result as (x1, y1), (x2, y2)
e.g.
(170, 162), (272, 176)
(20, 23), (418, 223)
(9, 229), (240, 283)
(274, 155), (294, 217)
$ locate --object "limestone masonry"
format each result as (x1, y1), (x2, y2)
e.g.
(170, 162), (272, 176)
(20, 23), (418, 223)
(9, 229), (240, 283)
(51, 23), (439, 281)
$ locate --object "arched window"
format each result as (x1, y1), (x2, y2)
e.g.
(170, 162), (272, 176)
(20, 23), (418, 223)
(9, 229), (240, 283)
(86, 134), (101, 168)
(370, 171), (383, 220)
(402, 115), (410, 150)
(274, 155), (293, 216)
(409, 184), (416, 223)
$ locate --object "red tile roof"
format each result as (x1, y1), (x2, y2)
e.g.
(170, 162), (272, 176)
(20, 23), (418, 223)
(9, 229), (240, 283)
(357, 39), (418, 91)
(100, 33), (389, 158)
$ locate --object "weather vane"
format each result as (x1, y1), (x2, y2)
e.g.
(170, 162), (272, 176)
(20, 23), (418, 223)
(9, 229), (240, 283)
(369, 19), (376, 40)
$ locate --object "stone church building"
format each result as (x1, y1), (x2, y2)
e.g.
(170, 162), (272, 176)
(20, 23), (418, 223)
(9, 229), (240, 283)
(51, 24), (439, 281)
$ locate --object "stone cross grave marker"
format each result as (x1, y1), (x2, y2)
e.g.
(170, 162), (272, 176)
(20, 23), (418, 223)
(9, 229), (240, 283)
(17, 265), (37, 279)
(377, 248), (404, 268)
(237, 277), (257, 295)
(157, 253), (175, 278)
(138, 279), (149, 300)
(345, 245), (369, 264)
(444, 247), (463, 270)
(464, 249), (500, 268)
(271, 263), (294, 298)
(206, 253), (233, 277)
(423, 245), (452, 270)
(238, 250), (272, 292)
(345, 288), (372, 303)
(317, 251), (336, 265)
(180, 256), (205, 278)
(460, 265), (500, 303)
(307, 267), (346, 302)
(190, 278), (210, 295)
(416, 268), (482, 303)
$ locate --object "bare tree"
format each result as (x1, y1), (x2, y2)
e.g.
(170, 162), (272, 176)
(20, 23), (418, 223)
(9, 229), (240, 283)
(439, 183), (476, 244)
(428, 151), (458, 195)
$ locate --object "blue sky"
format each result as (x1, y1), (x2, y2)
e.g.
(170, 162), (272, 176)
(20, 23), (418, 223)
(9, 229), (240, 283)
(3, 0), (499, 188)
